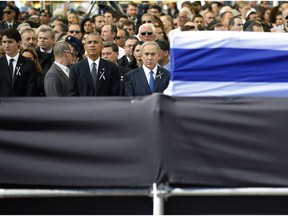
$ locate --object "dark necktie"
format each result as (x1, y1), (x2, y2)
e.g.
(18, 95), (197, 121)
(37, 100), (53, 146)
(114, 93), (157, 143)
(91, 62), (97, 90)
(149, 71), (154, 92)
(9, 59), (14, 78)
(9, 24), (12, 29)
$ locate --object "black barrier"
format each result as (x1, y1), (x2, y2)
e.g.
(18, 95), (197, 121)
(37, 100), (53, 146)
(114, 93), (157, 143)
(1, 95), (288, 188)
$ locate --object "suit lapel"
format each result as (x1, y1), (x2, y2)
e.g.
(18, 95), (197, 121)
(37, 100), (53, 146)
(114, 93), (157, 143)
(12, 56), (24, 88)
(54, 63), (69, 82)
(154, 67), (164, 91)
(137, 67), (151, 93)
(2, 57), (12, 84)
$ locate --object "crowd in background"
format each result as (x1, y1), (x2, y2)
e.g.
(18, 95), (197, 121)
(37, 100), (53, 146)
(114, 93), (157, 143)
(0, 1), (288, 97)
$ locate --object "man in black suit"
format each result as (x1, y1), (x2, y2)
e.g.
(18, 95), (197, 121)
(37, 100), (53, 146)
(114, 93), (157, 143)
(125, 41), (170, 96)
(0, 5), (21, 31)
(102, 42), (131, 96)
(69, 33), (119, 96)
(44, 41), (73, 97)
(0, 29), (37, 96)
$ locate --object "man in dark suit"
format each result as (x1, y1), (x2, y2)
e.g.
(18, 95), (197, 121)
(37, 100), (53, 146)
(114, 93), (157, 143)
(125, 41), (170, 96)
(0, 29), (37, 96)
(44, 41), (73, 97)
(36, 26), (55, 75)
(0, 5), (21, 31)
(101, 42), (131, 96)
(69, 33), (119, 96)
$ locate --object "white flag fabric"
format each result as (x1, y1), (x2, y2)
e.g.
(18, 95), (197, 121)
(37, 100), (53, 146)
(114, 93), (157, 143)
(164, 31), (288, 97)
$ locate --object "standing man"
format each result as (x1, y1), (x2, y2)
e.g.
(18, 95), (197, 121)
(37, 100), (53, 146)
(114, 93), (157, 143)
(44, 41), (73, 96)
(0, 5), (21, 31)
(125, 41), (170, 96)
(0, 29), (37, 96)
(69, 33), (119, 96)
(21, 29), (37, 50)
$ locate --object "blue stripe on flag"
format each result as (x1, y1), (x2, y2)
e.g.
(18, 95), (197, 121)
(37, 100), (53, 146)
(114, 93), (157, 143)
(171, 48), (288, 82)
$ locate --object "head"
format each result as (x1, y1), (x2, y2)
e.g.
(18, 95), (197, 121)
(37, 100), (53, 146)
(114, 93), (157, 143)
(68, 23), (82, 40)
(104, 10), (116, 25)
(204, 11), (215, 26)
(220, 11), (234, 30)
(53, 24), (68, 40)
(160, 15), (174, 33)
(138, 23), (156, 42)
(155, 38), (170, 67)
(141, 13), (155, 25)
(20, 48), (42, 72)
(93, 14), (105, 33)
(36, 25), (55, 51)
(53, 41), (73, 66)
(65, 35), (84, 63)
(2, 29), (22, 57)
(229, 16), (243, 31)
(117, 15), (128, 29)
(182, 21), (198, 31)
(127, 1), (138, 20)
(141, 41), (160, 70)
(122, 19), (136, 36)
(124, 36), (139, 58)
(101, 24), (117, 42)
(81, 18), (93, 34)
(193, 14), (204, 28)
(177, 8), (193, 28)
(21, 28), (37, 50)
(244, 21), (264, 32)
(102, 42), (119, 64)
(115, 29), (128, 48)
(133, 41), (144, 64)
(67, 12), (80, 24)
(3, 5), (16, 22)
(149, 4), (162, 18)
(17, 23), (31, 34)
(84, 33), (104, 61)
(39, 9), (51, 25)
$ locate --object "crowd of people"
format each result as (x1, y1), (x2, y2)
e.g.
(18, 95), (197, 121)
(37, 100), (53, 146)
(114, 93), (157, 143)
(0, 1), (288, 97)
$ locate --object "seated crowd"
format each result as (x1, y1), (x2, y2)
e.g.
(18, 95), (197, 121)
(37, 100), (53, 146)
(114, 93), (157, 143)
(0, 1), (287, 97)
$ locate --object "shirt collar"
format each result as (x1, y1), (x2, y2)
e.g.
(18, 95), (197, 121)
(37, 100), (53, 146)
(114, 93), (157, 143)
(87, 56), (100, 67)
(40, 47), (53, 53)
(142, 64), (158, 77)
(54, 61), (69, 77)
(6, 52), (19, 63)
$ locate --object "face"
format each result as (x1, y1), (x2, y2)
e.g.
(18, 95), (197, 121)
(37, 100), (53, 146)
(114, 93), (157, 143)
(123, 24), (135, 36)
(276, 15), (283, 26)
(139, 25), (156, 42)
(194, 17), (204, 27)
(141, 15), (154, 24)
(40, 13), (51, 24)
(68, 13), (78, 24)
(141, 44), (160, 70)
(95, 16), (105, 30)
(240, 5), (250, 17)
(4, 10), (15, 22)
(231, 18), (243, 31)
(21, 51), (35, 61)
(222, 12), (233, 28)
(150, 9), (161, 18)
(101, 47), (118, 64)
(68, 24), (82, 39)
(53, 25), (63, 39)
(117, 17), (127, 28)
(37, 31), (55, 51)
(84, 21), (93, 33)
(115, 29), (126, 48)
(101, 25), (115, 42)
(177, 11), (190, 27)
(211, 3), (220, 15)
(104, 12), (115, 25)
(125, 39), (138, 58)
(253, 25), (264, 32)
(2, 35), (20, 57)
(204, 12), (215, 25)
(155, 27), (164, 40)
(68, 45), (78, 64)
(21, 31), (37, 50)
(264, 9), (271, 22)
(127, 5), (138, 19)
(249, 13), (259, 21)
(133, 44), (142, 62)
(84, 34), (103, 60)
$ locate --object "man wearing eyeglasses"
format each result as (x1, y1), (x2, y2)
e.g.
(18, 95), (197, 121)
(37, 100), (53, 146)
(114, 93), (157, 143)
(68, 23), (82, 40)
(0, 5), (21, 31)
(44, 41), (73, 97)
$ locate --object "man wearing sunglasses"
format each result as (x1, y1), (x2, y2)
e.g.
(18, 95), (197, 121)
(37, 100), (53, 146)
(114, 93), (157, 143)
(138, 23), (156, 42)
(68, 23), (82, 40)
(0, 5), (21, 31)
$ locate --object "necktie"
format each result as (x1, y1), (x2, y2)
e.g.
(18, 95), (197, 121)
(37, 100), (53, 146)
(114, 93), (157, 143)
(9, 24), (12, 29)
(91, 62), (97, 90)
(149, 71), (154, 92)
(9, 59), (14, 78)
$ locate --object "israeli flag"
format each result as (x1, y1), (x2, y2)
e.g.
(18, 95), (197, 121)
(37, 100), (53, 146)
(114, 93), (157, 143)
(164, 31), (288, 97)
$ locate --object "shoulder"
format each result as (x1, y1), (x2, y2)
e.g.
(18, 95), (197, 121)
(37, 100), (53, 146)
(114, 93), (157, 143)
(126, 67), (141, 77)
(71, 58), (88, 69)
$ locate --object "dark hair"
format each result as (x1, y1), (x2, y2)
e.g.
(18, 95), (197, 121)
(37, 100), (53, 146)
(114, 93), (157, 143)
(80, 18), (91, 33)
(55, 23), (68, 33)
(103, 42), (119, 52)
(105, 10), (116, 18)
(2, 29), (21, 42)
(150, 4), (162, 13)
